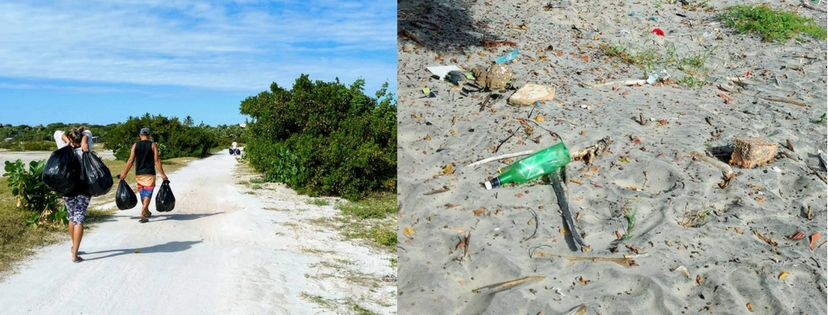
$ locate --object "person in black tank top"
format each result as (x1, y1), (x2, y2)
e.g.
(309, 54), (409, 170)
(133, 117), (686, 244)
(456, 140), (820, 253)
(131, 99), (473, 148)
(119, 128), (169, 223)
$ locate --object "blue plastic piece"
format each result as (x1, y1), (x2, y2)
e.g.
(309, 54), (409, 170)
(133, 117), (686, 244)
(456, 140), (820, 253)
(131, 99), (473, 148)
(494, 49), (519, 64)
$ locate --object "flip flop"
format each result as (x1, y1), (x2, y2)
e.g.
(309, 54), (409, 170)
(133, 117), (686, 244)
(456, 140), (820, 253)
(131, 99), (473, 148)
(139, 218), (149, 223)
(73, 256), (84, 263)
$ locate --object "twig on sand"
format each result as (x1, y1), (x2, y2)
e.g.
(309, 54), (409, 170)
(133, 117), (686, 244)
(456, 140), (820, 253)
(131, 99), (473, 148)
(529, 249), (640, 267)
(571, 137), (613, 165)
(761, 97), (806, 107)
(581, 79), (647, 88)
(565, 305), (587, 315)
(471, 276), (545, 294)
(494, 126), (522, 153)
(802, 0), (828, 12)
(522, 208), (540, 241)
(467, 150), (534, 168)
(690, 151), (735, 188)
(808, 166), (827, 184)
(423, 186), (451, 195)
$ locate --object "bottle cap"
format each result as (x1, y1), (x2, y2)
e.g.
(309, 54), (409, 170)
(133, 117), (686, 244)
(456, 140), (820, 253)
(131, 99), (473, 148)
(484, 181), (493, 190)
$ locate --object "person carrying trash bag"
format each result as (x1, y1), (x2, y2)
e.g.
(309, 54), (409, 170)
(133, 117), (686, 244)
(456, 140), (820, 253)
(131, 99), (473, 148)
(118, 127), (169, 223)
(54, 127), (93, 263)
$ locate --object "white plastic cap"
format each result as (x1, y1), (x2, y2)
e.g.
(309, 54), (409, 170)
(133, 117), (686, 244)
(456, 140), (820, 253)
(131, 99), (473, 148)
(484, 181), (492, 190)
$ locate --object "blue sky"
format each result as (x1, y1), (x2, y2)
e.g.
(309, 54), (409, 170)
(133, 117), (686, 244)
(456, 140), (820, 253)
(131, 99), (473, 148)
(0, 0), (396, 127)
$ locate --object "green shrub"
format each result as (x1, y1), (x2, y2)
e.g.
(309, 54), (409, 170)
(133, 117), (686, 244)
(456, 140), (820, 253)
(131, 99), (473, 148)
(240, 75), (396, 200)
(104, 113), (218, 161)
(2, 159), (65, 226)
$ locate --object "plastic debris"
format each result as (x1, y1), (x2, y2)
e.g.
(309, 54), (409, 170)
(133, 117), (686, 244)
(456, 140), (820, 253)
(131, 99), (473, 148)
(649, 16), (658, 21)
(646, 69), (670, 84)
(494, 49), (519, 64)
(618, 29), (630, 36)
(652, 28), (665, 36)
(427, 65), (462, 79)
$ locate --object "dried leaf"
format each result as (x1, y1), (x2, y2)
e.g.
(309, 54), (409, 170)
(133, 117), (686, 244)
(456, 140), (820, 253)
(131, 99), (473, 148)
(587, 166), (600, 172)
(425, 134), (431, 140)
(810, 232), (821, 251)
(573, 196), (583, 201)
(478, 52), (486, 57)
(631, 137), (642, 145)
(570, 179), (582, 185)
(787, 231), (805, 240)
(411, 113), (422, 121)
(134, 248), (141, 253)
(473, 208), (485, 216)
(696, 274), (703, 286)
(615, 230), (622, 239)
(755, 197), (766, 203)
(619, 157), (630, 163)
(559, 227), (570, 235)
(443, 164), (454, 175)
(534, 115), (546, 122)
(778, 271), (790, 280)
(754, 230), (778, 247)
(577, 276), (589, 285)
(575, 211), (582, 222)
(734, 227), (743, 234)
(403, 227), (415, 239)
(747, 184), (762, 190)
(746, 302), (754, 312)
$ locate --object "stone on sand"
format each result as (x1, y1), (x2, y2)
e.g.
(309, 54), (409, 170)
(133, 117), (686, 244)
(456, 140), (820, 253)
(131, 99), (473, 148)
(508, 83), (556, 106)
(730, 138), (777, 169)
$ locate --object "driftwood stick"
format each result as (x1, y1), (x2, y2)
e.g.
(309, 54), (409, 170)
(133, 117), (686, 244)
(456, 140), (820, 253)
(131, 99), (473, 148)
(761, 97), (806, 107)
(802, 0), (828, 12)
(467, 150), (534, 168)
(471, 276), (545, 294)
(530, 251), (639, 267)
(581, 79), (647, 88)
(690, 151), (734, 178)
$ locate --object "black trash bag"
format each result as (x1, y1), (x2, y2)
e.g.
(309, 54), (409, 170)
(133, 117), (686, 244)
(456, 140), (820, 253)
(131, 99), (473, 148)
(228, 148), (233, 154)
(81, 152), (113, 196)
(155, 180), (175, 212)
(42, 146), (81, 195)
(234, 149), (241, 155)
(115, 179), (138, 210)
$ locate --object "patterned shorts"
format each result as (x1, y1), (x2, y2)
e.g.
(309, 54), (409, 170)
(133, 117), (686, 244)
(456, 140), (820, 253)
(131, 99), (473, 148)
(63, 195), (90, 225)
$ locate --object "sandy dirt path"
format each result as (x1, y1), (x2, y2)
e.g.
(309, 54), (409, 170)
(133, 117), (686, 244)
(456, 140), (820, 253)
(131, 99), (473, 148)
(0, 152), (396, 314)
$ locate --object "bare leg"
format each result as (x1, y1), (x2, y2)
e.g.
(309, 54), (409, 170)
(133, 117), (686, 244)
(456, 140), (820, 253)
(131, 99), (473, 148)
(71, 224), (83, 261)
(68, 221), (75, 254)
(141, 197), (151, 219)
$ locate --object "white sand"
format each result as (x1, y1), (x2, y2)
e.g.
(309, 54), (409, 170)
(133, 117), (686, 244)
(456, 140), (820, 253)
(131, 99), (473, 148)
(397, 0), (827, 314)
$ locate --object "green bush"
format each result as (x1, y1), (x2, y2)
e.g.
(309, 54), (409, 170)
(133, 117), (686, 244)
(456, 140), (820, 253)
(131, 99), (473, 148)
(2, 160), (66, 226)
(240, 75), (396, 200)
(104, 114), (218, 161)
(720, 4), (827, 42)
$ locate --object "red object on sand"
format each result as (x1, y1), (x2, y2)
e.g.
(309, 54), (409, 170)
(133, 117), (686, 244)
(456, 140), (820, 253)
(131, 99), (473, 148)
(652, 28), (665, 36)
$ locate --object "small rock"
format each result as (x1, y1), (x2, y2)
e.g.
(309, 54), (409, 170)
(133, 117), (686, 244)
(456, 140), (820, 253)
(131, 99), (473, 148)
(731, 138), (777, 169)
(508, 83), (556, 106)
(473, 64), (512, 90)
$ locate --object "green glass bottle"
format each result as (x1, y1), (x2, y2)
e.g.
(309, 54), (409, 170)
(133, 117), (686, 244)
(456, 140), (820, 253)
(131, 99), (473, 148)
(485, 142), (571, 190)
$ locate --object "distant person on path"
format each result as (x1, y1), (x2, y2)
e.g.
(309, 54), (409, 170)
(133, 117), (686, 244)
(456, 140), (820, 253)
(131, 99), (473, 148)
(231, 141), (240, 156)
(57, 127), (92, 263)
(119, 128), (169, 223)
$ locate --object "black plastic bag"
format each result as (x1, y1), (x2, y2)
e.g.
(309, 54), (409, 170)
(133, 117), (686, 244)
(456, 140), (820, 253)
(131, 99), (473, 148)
(42, 146), (81, 195)
(82, 152), (113, 196)
(228, 148), (233, 154)
(115, 179), (138, 210)
(155, 180), (175, 212)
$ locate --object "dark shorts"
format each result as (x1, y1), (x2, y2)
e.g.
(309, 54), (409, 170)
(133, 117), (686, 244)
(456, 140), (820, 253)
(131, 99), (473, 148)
(63, 195), (90, 225)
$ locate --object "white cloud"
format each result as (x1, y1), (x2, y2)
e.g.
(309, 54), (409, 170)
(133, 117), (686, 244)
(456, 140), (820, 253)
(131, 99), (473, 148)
(0, 0), (396, 94)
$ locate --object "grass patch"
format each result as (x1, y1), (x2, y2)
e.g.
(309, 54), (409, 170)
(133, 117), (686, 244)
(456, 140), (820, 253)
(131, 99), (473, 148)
(620, 202), (638, 241)
(352, 304), (378, 315)
(720, 4), (827, 42)
(679, 206), (712, 228)
(600, 42), (716, 87)
(309, 198), (329, 206)
(334, 192), (397, 250)
(299, 292), (332, 308)
(338, 193), (396, 220)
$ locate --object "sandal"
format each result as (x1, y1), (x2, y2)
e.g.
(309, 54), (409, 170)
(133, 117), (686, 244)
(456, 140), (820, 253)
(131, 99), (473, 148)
(73, 256), (84, 263)
(139, 218), (149, 223)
